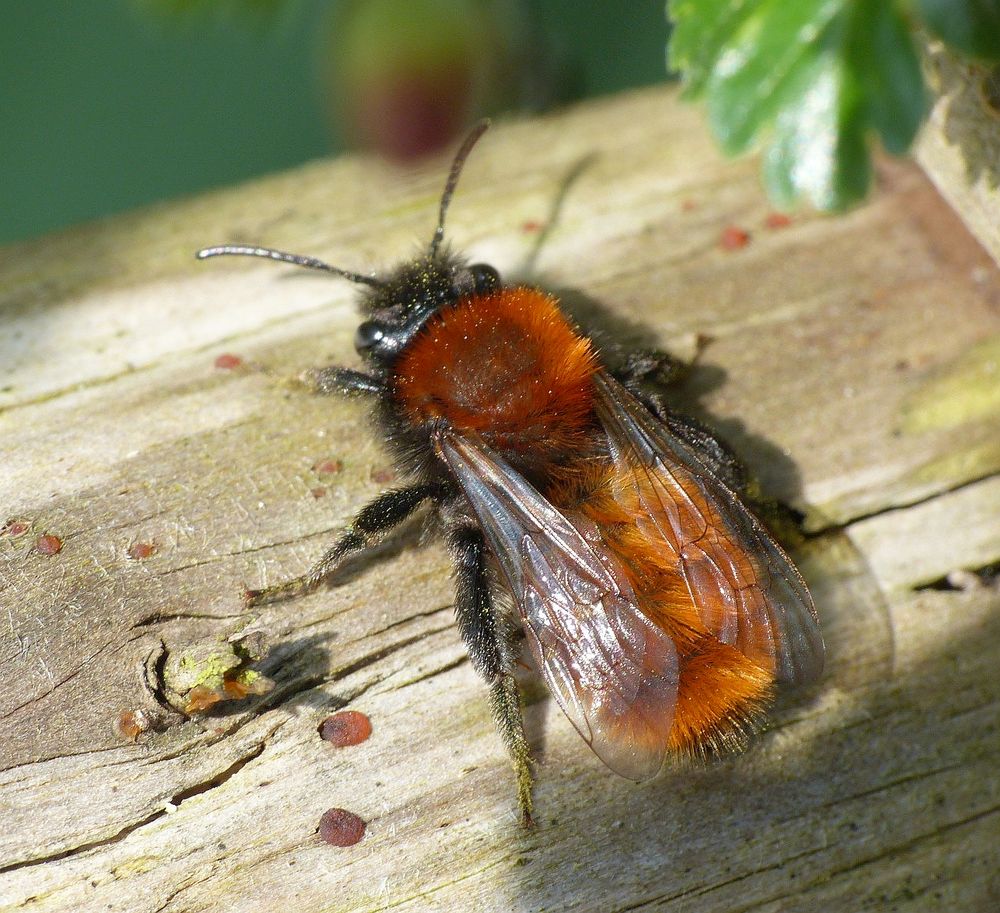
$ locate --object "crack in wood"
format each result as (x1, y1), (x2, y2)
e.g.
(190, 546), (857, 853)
(735, 803), (1000, 912)
(835, 469), (1000, 534)
(397, 652), (469, 690)
(132, 610), (248, 628)
(167, 736), (271, 807)
(361, 852), (515, 913)
(819, 762), (964, 808)
(0, 740), (127, 776)
(365, 604), (453, 638)
(609, 843), (828, 912)
(0, 805), (169, 878)
(330, 624), (456, 685)
(0, 724), (281, 876)
(913, 559), (1000, 593)
(2, 631), (149, 723)
(150, 880), (196, 913)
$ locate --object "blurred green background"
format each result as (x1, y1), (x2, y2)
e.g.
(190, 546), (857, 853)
(1, 0), (669, 247)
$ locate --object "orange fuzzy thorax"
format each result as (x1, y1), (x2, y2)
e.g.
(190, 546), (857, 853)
(393, 288), (599, 454)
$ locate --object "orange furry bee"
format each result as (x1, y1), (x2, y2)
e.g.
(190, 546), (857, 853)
(198, 122), (824, 824)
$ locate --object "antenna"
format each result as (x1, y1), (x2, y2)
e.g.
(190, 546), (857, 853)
(428, 119), (491, 259)
(196, 245), (381, 287)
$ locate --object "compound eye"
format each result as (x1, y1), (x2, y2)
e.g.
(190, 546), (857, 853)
(470, 263), (501, 294)
(354, 320), (385, 355)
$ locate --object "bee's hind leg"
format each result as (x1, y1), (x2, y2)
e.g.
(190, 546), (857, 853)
(613, 349), (688, 425)
(664, 413), (749, 494)
(617, 348), (690, 389)
(451, 526), (535, 826)
(614, 349), (749, 494)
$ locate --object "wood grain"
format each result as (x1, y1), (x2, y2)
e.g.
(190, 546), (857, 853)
(2, 86), (998, 913)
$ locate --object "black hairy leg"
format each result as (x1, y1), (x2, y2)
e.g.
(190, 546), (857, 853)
(245, 484), (435, 607)
(620, 352), (802, 541)
(666, 413), (748, 494)
(612, 349), (687, 424)
(617, 348), (689, 388)
(300, 366), (384, 396)
(613, 348), (748, 494)
(619, 361), (796, 535)
(451, 526), (534, 825)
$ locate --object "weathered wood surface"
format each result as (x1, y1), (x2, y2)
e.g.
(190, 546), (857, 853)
(916, 43), (1000, 269)
(1, 86), (998, 913)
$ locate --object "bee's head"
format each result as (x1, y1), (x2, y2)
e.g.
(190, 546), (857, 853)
(196, 121), (497, 368)
(353, 254), (500, 363)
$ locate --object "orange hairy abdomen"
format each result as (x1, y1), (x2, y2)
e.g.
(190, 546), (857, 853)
(393, 288), (598, 453)
(552, 464), (775, 756)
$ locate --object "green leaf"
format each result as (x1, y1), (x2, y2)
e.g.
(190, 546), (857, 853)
(704, 0), (845, 156)
(916, 0), (1000, 61)
(668, 0), (927, 210)
(668, 0), (758, 94)
(849, 1), (926, 156)
(762, 50), (870, 210)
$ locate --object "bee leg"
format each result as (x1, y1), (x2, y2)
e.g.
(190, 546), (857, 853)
(244, 484), (435, 607)
(299, 366), (384, 396)
(613, 350), (688, 425)
(664, 414), (799, 537)
(451, 527), (534, 826)
(491, 673), (534, 827)
(615, 352), (749, 494)
(665, 413), (748, 494)
(617, 348), (689, 388)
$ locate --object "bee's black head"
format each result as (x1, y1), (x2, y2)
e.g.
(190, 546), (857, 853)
(354, 253), (501, 363)
(197, 120), (498, 367)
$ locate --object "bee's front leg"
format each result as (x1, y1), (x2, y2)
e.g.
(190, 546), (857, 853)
(299, 366), (383, 396)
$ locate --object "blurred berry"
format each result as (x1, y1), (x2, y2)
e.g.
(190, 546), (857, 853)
(328, 0), (507, 160)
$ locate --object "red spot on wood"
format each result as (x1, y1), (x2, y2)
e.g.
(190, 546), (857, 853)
(127, 541), (156, 560)
(313, 459), (344, 476)
(311, 487), (327, 499)
(320, 710), (373, 747)
(521, 220), (542, 233)
(214, 353), (244, 370)
(371, 467), (396, 484)
(764, 212), (792, 229)
(2, 520), (29, 537)
(35, 534), (63, 556)
(681, 199), (697, 212)
(720, 226), (751, 250)
(318, 808), (366, 847)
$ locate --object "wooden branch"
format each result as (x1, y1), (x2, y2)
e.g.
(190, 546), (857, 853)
(2, 86), (998, 913)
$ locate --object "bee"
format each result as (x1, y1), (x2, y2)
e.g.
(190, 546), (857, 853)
(198, 122), (824, 825)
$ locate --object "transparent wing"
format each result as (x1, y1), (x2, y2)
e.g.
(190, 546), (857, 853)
(437, 431), (679, 781)
(594, 372), (824, 686)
